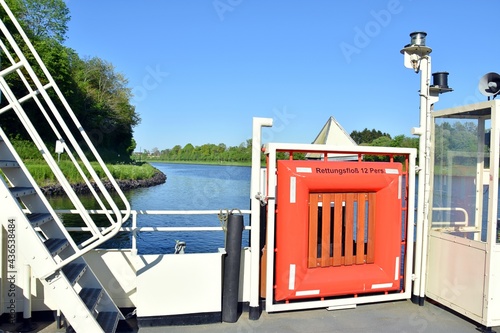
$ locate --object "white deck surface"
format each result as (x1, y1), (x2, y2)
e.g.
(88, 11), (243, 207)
(3, 299), (496, 333)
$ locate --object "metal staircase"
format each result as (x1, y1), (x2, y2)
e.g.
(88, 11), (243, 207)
(0, 1), (131, 332)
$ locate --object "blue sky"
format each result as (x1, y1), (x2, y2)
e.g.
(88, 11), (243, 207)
(63, 1), (498, 152)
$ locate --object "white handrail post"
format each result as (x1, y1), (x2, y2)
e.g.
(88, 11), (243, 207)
(132, 211), (138, 256)
(249, 117), (273, 320)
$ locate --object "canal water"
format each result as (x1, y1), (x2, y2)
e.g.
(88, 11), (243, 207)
(131, 162), (251, 254)
(56, 162), (252, 254)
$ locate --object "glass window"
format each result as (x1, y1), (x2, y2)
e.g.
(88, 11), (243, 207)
(431, 117), (486, 242)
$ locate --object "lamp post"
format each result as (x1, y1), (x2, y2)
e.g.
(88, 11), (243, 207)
(401, 32), (452, 306)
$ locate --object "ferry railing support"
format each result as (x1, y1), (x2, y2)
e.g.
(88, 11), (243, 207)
(61, 209), (253, 251)
(249, 117), (273, 320)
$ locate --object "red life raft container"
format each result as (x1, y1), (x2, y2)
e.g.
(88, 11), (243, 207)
(274, 160), (403, 301)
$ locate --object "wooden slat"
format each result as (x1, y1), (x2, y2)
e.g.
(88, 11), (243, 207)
(333, 193), (343, 266)
(344, 193), (354, 265)
(321, 194), (332, 267)
(367, 192), (376, 263)
(356, 193), (367, 265)
(308, 193), (319, 268)
(308, 192), (376, 269)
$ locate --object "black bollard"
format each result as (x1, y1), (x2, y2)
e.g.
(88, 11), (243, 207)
(222, 213), (244, 323)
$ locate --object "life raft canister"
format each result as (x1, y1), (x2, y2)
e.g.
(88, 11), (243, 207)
(274, 160), (403, 301)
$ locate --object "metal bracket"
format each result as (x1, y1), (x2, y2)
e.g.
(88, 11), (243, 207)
(255, 192), (268, 206)
(45, 270), (61, 284)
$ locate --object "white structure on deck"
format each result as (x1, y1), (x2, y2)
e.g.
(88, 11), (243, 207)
(306, 116), (358, 160)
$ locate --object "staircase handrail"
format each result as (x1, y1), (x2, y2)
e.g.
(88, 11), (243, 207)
(0, 0), (131, 249)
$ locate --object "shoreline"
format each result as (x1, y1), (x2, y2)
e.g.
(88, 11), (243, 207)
(140, 159), (252, 166)
(41, 169), (167, 196)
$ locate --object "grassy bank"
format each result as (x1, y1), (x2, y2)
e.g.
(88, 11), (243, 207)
(25, 161), (159, 187)
(8, 139), (159, 186)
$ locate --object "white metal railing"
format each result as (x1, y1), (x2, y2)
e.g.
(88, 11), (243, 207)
(431, 207), (481, 233)
(58, 209), (252, 254)
(0, 0), (130, 252)
(431, 207), (475, 232)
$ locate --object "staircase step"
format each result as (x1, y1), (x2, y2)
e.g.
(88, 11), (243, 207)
(96, 311), (119, 333)
(79, 288), (103, 312)
(10, 186), (36, 197)
(0, 159), (19, 168)
(62, 263), (87, 285)
(27, 213), (53, 227)
(44, 238), (69, 256)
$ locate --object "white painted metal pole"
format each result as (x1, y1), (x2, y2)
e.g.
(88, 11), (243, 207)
(249, 117), (273, 319)
(264, 144), (277, 312)
(411, 104), (423, 300)
(23, 264), (32, 321)
(405, 150), (417, 298)
(417, 55), (432, 303)
(411, 54), (429, 304)
(484, 101), (500, 322)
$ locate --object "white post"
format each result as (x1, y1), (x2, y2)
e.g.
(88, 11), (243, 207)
(410, 54), (430, 304)
(23, 264), (31, 316)
(401, 32), (433, 305)
(417, 55), (432, 303)
(410, 61), (427, 303)
(22, 264), (35, 330)
(249, 117), (273, 320)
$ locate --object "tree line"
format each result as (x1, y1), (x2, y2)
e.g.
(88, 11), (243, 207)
(138, 128), (421, 164)
(140, 123), (483, 165)
(0, 0), (140, 162)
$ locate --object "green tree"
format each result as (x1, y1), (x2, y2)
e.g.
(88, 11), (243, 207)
(72, 56), (140, 160)
(0, 1), (74, 145)
(350, 128), (391, 145)
(170, 145), (182, 160)
(434, 121), (478, 167)
(181, 143), (195, 160)
(1, 0), (140, 162)
(10, 0), (69, 43)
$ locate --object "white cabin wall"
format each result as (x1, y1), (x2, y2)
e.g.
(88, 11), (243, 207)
(484, 247), (500, 327)
(135, 251), (224, 317)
